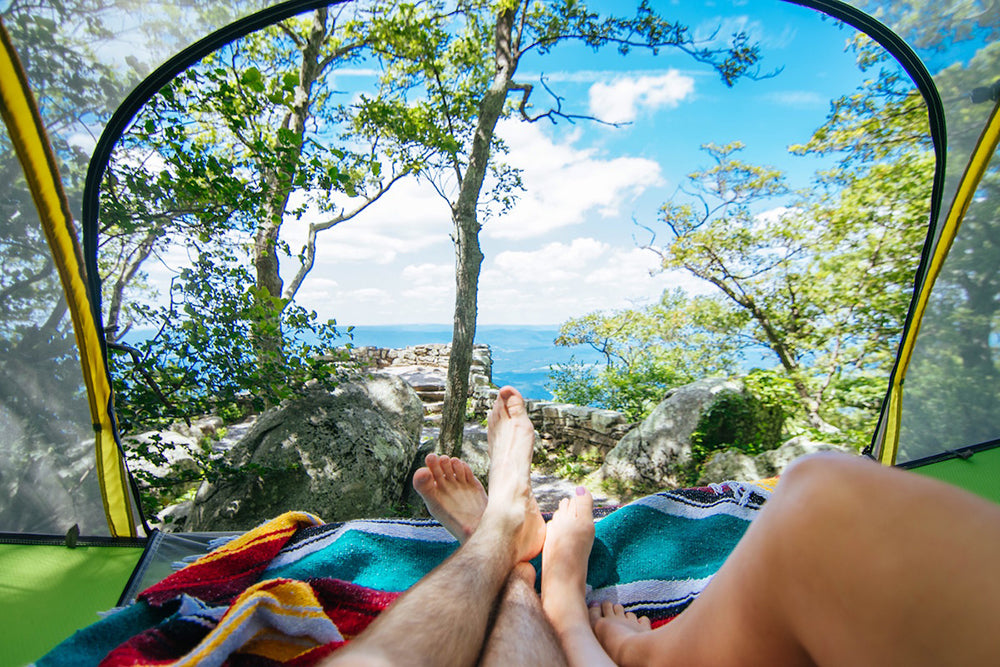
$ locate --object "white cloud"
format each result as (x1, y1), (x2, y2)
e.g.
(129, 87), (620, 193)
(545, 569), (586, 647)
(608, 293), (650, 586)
(399, 263), (455, 307)
(492, 238), (609, 283)
(293, 277), (339, 304)
(486, 120), (663, 240)
(587, 70), (695, 124)
(344, 287), (390, 303)
(476, 239), (716, 324)
(401, 262), (453, 286)
(762, 90), (826, 108)
(281, 180), (452, 271)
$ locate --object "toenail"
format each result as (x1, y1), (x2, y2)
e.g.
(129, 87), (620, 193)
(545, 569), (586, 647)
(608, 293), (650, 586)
(576, 486), (586, 495)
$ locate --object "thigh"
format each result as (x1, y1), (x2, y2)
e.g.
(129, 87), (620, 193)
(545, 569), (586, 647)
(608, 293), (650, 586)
(621, 454), (1000, 667)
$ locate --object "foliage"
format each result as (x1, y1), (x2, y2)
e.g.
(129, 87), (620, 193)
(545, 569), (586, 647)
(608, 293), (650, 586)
(682, 370), (794, 485)
(549, 289), (744, 420)
(110, 246), (348, 434)
(654, 135), (930, 431)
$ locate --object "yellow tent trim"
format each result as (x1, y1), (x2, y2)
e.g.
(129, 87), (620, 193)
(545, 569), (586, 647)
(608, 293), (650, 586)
(0, 20), (136, 536)
(879, 99), (1000, 465)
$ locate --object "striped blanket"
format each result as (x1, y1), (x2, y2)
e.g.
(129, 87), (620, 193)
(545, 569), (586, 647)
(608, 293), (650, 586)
(38, 481), (773, 667)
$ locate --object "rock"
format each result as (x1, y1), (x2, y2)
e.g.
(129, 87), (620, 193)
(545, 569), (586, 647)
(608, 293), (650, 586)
(694, 449), (763, 486)
(154, 500), (192, 533)
(598, 378), (743, 490)
(697, 435), (854, 485)
(125, 430), (203, 482)
(171, 416), (224, 440)
(186, 374), (424, 530)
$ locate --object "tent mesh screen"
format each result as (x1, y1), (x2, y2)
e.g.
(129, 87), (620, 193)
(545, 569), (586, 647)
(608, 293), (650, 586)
(899, 144), (1000, 462)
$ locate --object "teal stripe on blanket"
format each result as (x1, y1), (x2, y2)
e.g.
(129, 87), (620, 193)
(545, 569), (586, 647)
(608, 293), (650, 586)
(37, 599), (170, 667)
(588, 505), (751, 587)
(267, 530), (459, 592)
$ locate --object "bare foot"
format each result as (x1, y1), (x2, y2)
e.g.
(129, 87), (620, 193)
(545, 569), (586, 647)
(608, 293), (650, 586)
(542, 487), (595, 634)
(412, 453), (487, 543)
(482, 386), (546, 563)
(590, 601), (652, 663)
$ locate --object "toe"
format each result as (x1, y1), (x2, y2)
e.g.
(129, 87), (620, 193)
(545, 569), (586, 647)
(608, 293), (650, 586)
(439, 456), (455, 480)
(412, 467), (433, 494)
(427, 454), (446, 483)
(572, 487), (593, 518)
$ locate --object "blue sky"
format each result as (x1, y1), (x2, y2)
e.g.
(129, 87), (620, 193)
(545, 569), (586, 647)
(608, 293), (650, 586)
(155, 0), (891, 328)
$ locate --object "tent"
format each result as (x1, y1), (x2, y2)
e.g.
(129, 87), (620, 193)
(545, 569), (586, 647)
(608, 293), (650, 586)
(0, 0), (996, 663)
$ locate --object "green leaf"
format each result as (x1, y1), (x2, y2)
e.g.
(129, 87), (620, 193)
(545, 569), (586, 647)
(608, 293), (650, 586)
(240, 67), (266, 93)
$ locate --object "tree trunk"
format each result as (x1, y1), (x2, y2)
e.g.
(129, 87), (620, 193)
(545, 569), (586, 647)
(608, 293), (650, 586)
(706, 274), (837, 432)
(252, 8), (329, 364)
(105, 226), (159, 342)
(440, 8), (517, 456)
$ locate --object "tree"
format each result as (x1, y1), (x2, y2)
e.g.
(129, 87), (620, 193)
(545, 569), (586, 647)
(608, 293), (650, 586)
(102, 5), (440, 415)
(550, 289), (744, 420)
(652, 108), (930, 434)
(367, 0), (766, 456)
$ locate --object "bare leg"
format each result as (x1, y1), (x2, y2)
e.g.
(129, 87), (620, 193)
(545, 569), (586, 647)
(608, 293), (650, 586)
(412, 412), (566, 665)
(592, 452), (1000, 667)
(478, 562), (568, 666)
(540, 487), (615, 667)
(323, 387), (545, 667)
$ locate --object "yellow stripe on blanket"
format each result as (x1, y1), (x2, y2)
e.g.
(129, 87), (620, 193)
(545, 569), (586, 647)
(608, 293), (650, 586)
(176, 578), (341, 667)
(753, 477), (780, 493)
(196, 512), (323, 565)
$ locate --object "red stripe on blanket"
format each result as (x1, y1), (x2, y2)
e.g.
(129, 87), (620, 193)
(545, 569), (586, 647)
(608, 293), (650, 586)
(140, 520), (308, 607)
(311, 578), (399, 638)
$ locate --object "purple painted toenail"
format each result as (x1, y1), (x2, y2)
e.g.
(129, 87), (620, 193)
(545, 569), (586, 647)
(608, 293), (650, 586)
(576, 486), (586, 495)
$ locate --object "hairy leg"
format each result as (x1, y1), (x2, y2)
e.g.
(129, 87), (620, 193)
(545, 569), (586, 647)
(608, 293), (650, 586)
(323, 387), (545, 667)
(414, 423), (564, 665)
(477, 562), (568, 667)
(540, 487), (615, 667)
(593, 452), (1000, 667)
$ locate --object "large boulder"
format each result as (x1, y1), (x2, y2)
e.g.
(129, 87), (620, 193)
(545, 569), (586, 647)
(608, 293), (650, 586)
(598, 377), (744, 490)
(697, 435), (854, 485)
(187, 374), (424, 530)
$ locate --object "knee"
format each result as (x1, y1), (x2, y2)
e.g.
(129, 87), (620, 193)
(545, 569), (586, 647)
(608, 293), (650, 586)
(772, 452), (874, 527)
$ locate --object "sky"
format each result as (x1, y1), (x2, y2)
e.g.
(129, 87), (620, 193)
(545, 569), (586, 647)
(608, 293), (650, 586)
(145, 0), (884, 328)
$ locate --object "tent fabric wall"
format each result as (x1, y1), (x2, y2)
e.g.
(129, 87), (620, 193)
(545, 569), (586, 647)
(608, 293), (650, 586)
(902, 443), (1000, 505)
(877, 103), (1000, 465)
(859, 2), (1000, 465)
(0, 19), (140, 537)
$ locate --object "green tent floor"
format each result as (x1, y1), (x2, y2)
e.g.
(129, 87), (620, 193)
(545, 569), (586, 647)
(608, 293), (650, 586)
(0, 542), (143, 666)
(908, 444), (1000, 505)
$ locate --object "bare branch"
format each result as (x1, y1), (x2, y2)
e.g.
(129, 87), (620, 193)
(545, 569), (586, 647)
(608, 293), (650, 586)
(107, 341), (181, 415)
(276, 20), (305, 48)
(283, 169), (412, 301)
(510, 76), (628, 127)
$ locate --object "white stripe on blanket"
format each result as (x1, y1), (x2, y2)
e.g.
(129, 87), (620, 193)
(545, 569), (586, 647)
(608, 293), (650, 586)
(266, 520), (457, 571)
(587, 575), (714, 610)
